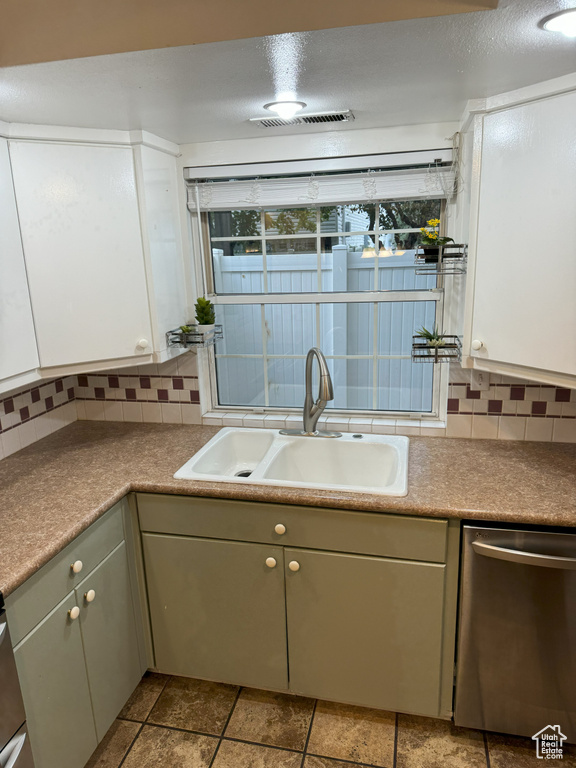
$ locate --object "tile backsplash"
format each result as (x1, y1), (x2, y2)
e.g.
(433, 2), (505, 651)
(75, 353), (202, 426)
(0, 358), (574, 462)
(0, 376), (77, 459)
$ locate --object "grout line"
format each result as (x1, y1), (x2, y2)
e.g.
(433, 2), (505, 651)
(484, 731), (491, 768)
(300, 699), (318, 768)
(393, 712), (398, 768)
(306, 752), (383, 768)
(207, 686), (243, 768)
(117, 722), (144, 768)
(144, 674), (172, 724)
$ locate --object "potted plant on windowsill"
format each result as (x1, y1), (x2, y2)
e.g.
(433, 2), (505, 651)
(195, 297), (216, 334)
(419, 219), (454, 262)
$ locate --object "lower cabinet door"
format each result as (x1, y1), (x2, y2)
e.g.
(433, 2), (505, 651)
(142, 533), (288, 690)
(13, 593), (98, 768)
(285, 548), (446, 716)
(75, 541), (142, 741)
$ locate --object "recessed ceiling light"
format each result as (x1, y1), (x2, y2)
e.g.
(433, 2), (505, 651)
(540, 8), (576, 37)
(264, 101), (307, 120)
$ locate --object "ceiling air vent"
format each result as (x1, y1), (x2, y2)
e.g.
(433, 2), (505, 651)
(250, 110), (355, 128)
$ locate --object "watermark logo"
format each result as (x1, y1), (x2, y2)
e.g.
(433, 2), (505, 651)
(532, 725), (567, 760)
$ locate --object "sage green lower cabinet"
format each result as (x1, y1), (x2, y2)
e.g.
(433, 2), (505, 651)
(284, 548), (445, 715)
(13, 593), (98, 768)
(75, 541), (142, 741)
(137, 494), (460, 719)
(7, 500), (145, 768)
(142, 533), (288, 690)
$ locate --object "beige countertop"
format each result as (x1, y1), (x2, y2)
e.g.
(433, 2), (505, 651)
(0, 421), (575, 598)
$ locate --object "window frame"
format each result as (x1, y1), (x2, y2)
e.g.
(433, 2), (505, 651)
(191, 202), (452, 422)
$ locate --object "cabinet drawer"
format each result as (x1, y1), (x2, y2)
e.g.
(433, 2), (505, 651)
(136, 494), (448, 563)
(6, 501), (125, 646)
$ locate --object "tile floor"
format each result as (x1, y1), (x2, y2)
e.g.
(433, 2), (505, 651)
(85, 674), (576, 768)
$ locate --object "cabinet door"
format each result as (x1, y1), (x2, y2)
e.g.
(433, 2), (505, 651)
(75, 541), (142, 741)
(9, 140), (152, 367)
(470, 90), (576, 379)
(285, 548), (446, 717)
(0, 137), (39, 387)
(13, 592), (97, 768)
(142, 533), (288, 690)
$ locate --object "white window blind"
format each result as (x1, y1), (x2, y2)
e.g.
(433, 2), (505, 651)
(187, 166), (456, 212)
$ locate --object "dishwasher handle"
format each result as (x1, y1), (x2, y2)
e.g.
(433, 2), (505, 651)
(472, 540), (576, 570)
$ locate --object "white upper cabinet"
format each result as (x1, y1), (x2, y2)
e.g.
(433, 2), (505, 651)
(133, 144), (188, 357)
(0, 137), (39, 391)
(464, 82), (576, 387)
(9, 140), (153, 371)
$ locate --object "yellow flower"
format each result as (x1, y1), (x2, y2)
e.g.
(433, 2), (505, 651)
(428, 232), (438, 239)
(427, 218), (440, 226)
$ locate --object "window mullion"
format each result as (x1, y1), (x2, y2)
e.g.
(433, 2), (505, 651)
(261, 304), (269, 407)
(261, 210), (269, 294)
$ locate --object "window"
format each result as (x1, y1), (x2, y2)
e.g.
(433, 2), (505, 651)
(187, 160), (455, 418)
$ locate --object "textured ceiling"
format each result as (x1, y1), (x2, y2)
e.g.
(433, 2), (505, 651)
(0, 0), (574, 144)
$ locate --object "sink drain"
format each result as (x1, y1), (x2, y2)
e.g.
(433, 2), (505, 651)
(235, 470), (253, 478)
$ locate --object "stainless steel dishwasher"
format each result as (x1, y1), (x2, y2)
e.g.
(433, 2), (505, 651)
(455, 525), (576, 742)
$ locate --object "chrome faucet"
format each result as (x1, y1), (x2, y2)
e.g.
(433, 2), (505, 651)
(281, 347), (342, 438)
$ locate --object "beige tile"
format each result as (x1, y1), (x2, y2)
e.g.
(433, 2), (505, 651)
(141, 402), (163, 423)
(396, 714), (486, 768)
(446, 414), (472, 438)
(307, 700), (395, 767)
(119, 672), (170, 721)
(553, 418), (576, 443)
(84, 400), (106, 421)
(85, 719), (141, 768)
(148, 676), (239, 735)
(103, 401), (124, 422)
(225, 688), (315, 750)
(524, 417), (553, 442)
(305, 757), (367, 768)
(213, 740), (302, 768)
(122, 724), (217, 768)
(161, 402), (182, 424)
(121, 402), (143, 423)
(487, 732), (576, 768)
(181, 404), (203, 425)
(498, 416), (526, 440)
(471, 415), (499, 439)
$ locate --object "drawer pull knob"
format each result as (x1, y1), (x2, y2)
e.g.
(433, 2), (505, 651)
(275, 524), (286, 535)
(265, 557), (277, 569)
(136, 338), (149, 349)
(84, 589), (96, 603)
(71, 560), (83, 574)
(471, 339), (484, 351)
(289, 561), (300, 572)
(68, 606), (80, 621)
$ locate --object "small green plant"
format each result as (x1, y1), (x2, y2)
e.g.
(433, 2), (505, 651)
(195, 297), (215, 326)
(180, 325), (193, 334)
(415, 325), (446, 347)
(419, 218), (454, 247)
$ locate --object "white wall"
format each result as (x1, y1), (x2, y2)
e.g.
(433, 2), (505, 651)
(178, 122), (459, 168)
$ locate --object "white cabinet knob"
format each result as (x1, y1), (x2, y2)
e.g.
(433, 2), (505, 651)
(84, 589), (96, 603)
(274, 524), (286, 535)
(471, 339), (484, 351)
(68, 606), (80, 621)
(288, 561), (300, 572)
(71, 560), (83, 574)
(265, 557), (277, 568)
(136, 339), (149, 349)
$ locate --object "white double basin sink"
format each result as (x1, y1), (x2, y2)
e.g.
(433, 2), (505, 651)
(174, 427), (409, 496)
